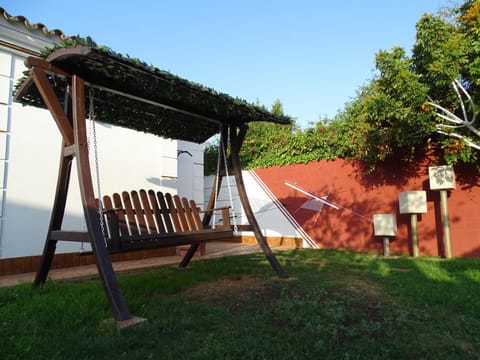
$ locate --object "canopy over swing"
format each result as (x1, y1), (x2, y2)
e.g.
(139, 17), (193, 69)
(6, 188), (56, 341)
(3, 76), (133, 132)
(16, 45), (290, 142)
(14, 44), (290, 327)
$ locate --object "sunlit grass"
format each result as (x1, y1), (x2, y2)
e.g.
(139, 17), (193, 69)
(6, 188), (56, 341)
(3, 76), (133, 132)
(1, 248), (479, 359)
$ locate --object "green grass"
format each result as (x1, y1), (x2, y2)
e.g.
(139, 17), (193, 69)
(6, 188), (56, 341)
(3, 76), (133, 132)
(1, 249), (480, 359)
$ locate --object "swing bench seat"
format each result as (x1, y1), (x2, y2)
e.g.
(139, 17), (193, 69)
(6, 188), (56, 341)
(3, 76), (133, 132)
(101, 189), (234, 253)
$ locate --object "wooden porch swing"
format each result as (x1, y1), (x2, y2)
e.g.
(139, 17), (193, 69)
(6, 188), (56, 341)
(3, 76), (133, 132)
(14, 44), (290, 327)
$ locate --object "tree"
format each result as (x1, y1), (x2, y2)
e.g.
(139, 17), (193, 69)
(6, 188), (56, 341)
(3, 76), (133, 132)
(456, 0), (480, 91)
(271, 98), (284, 116)
(335, 47), (435, 163)
(413, 1), (480, 164)
(336, 0), (480, 166)
(239, 99), (297, 168)
(412, 13), (467, 102)
(203, 140), (220, 175)
(204, 99), (295, 174)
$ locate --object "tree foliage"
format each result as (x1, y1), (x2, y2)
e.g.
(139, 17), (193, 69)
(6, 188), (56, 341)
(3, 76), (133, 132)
(205, 0), (480, 172)
(413, 1), (480, 164)
(339, 47), (435, 163)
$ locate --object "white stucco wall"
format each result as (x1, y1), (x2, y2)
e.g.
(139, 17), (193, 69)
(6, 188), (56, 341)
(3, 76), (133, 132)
(204, 171), (301, 238)
(177, 140), (204, 206)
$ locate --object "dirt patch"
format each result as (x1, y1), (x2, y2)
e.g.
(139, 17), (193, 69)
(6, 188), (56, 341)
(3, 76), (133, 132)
(332, 273), (390, 300)
(181, 274), (287, 313)
(185, 274), (270, 299)
(183, 273), (388, 306)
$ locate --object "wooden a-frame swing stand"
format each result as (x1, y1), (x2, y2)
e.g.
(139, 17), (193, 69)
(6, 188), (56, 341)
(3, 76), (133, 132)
(15, 46), (288, 327)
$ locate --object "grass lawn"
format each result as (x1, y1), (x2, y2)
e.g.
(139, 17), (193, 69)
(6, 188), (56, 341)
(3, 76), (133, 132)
(1, 248), (479, 359)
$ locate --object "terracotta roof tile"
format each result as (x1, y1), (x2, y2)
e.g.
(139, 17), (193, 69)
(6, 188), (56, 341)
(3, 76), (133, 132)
(0, 7), (68, 40)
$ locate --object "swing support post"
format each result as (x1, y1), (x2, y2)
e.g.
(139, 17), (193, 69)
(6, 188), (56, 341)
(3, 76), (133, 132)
(230, 124), (288, 278)
(30, 69), (135, 323)
(181, 123), (288, 279)
(72, 76), (135, 322)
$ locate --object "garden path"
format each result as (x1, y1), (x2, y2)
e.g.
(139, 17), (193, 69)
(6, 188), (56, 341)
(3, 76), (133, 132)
(0, 242), (294, 288)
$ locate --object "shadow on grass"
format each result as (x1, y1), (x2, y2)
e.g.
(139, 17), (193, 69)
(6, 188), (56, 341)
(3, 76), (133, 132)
(1, 248), (479, 359)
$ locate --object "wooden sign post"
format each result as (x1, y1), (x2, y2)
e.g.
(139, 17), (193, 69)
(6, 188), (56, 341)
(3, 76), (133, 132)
(429, 165), (456, 259)
(399, 191), (427, 257)
(373, 214), (397, 256)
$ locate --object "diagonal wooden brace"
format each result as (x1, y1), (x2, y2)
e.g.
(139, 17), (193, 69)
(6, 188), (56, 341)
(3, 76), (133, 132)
(30, 67), (74, 145)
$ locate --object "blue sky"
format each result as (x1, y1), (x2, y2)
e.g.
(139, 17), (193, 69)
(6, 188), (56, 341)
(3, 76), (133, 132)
(3, 1), (455, 128)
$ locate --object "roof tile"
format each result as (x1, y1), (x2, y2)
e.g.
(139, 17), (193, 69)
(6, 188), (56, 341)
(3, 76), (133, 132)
(0, 7), (67, 40)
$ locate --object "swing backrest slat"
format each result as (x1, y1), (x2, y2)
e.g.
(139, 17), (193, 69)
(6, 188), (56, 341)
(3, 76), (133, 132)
(149, 190), (167, 233)
(140, 189), (157, 234)
(173, 195), (189, 232)
(122, 191), (138, 236)
(165, 193), (182, 232)
(112, 192), (129, 237)
(100, 196), (120, 251)
(101, 196), (113, 238)
(156, 192), (175, 232)
(182, 197), (198, 231)
(189, 200), (203, 230)
(131, 190), (148, 235)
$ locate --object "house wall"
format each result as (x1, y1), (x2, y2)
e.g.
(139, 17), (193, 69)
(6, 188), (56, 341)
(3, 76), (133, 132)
(0, 12), (203, 259)
(253, 157), (480, 259)
(204, 171), (302, 240)
(177, 140), (204, 205)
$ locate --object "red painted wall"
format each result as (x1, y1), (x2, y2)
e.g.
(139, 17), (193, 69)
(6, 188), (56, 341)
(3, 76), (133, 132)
(253, 157), (480, 258)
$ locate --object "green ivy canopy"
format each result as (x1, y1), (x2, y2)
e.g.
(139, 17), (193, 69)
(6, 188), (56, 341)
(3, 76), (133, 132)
(15, 45), (290, 143)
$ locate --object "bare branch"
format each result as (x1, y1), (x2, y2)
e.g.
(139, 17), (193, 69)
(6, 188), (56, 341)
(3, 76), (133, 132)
(428, 79), (480, 145)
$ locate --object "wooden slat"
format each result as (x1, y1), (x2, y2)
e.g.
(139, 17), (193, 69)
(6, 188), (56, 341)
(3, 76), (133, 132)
(221, 207), (231, 228)
(182, 197), (198, 230)
(103, 195), (121, 250)
(189, 200), (203, 230)
(122, 191), (139, 235)
(165, 193), (181, 232)
(131, 190), (148, 235)
(173, 195), (189, 231)
(139, 189), (157, 234)
(118, 228), (233, 251)
(50, 230), (89, 242)
(102, 195), (114, 232)
(113, 192), (129, 237)
(236, 224), (253, 232)
(148, 190), (167, 233)
(157, 192), (175, 233)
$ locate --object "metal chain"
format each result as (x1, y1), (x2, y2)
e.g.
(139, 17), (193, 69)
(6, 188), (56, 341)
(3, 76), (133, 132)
(211, 135), (222, 229)
(221, 133), (238, 233)
(89, 89), (107, 247)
